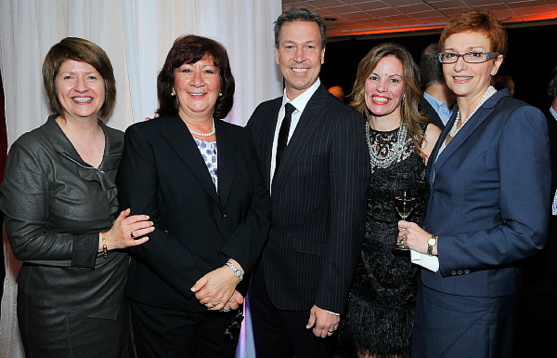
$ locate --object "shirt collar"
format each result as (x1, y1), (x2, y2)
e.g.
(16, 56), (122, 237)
(423, 92), (455, 124)
(550, 106), (557, 121)
(281, 78), (321, 113)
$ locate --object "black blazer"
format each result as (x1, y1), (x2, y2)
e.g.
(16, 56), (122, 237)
(419, 96), (445, 129)
(247, 85), (370, 313)
(117, 115), (271, 312)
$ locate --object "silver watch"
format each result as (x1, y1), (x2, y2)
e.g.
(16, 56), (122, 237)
(225, 261), (243, 281)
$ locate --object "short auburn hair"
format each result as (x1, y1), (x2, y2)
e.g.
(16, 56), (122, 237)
(439, 9), (508, 55)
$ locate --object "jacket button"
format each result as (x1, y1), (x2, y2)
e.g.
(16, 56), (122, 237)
(222, 213), (227, 218)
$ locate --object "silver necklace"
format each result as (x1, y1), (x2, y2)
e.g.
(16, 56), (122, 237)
(189, 119), (215, 137)
(449, 86), (497, 138)
(366, 121), (407, 169)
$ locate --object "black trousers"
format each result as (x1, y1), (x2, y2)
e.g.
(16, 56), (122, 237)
(249, 268), (336, 358)
(18, 291), (131, 358)
(514, 287), (557, 357)
(130, 299), (239, 358)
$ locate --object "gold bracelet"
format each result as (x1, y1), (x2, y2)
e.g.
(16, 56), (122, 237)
(101, 232), (108, 259)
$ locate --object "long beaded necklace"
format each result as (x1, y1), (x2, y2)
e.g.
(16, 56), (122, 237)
(448, 86), (497, 138)
(366, 121), (407, 169)
(189, 119), (216, 137)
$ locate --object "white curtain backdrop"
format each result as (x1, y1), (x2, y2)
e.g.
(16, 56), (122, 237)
(0, 1), (283, 357)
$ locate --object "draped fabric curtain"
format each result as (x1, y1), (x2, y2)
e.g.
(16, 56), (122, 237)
(0, 1), (282, 356)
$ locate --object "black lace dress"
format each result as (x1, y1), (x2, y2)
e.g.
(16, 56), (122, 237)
(340, 123), (428, 357)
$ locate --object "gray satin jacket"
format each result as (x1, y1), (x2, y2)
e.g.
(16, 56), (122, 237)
(0, 115), (128, 319)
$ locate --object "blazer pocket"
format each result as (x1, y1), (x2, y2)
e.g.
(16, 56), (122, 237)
(293, 239), (328, 257)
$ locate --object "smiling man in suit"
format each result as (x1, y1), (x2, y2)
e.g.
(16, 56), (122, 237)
(247, 7), (370, 358)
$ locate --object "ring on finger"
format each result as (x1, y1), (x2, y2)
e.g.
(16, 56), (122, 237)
(222, 308), (231, 313)
(210, 302), (218, 307)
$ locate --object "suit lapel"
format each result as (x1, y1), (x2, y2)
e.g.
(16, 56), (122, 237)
(432, 91), (508, 179)
(158, 115), (220, 205)
(272, 86), (328, 194)
(214, 120), (234, 207)
(262, 99), (282, 191)
(427, 110), (455, 186)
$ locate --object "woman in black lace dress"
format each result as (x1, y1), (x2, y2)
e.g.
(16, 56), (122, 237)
(340, 43), (441, 358)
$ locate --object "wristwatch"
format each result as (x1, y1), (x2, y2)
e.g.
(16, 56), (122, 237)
(225, 261), (243, 281)
(427, 235), (438, 256)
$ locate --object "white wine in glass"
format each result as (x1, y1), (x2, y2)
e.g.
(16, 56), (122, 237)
(394, 173), (416, 251)
(394, 194), (416, 220)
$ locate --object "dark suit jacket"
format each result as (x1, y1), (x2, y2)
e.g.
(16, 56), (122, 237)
(117, 115), (271, 312)
(419, 96), (445, 129)
(422, 89), (551, 297)
(247, 85), (370, 313)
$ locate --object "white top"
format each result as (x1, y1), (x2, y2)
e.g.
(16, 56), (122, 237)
(270, 79), (321, 184)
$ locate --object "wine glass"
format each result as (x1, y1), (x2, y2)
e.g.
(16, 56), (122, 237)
(393, 173), (416, 251)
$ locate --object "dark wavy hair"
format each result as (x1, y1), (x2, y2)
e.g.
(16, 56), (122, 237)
(42, 37), (116, 120)
(350, 42), (428, 158)
(157, 35), (235, 119)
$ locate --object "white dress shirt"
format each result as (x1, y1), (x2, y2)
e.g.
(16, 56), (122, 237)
(270, 79), (321, 184)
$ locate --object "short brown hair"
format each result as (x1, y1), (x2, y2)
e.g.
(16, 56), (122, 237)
(157, 35), (235, 119)
(274, 7), (327, 50)
(42, 37), (116, 120)
(439, 10), (508, 55)
(349, 43), (428, 157)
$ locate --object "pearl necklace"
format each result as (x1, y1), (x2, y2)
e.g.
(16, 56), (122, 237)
(449, 86), (497, 138)
(366, 121), (408, 169)
(189, 119), (215, 137)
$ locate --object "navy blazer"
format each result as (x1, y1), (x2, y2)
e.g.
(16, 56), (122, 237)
(117, 115), (271, 312)
(421, 89), (551, 297)
(247, 85), (370, 313)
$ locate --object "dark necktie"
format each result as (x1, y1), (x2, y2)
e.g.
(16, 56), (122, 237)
(276, 103), (296, 169)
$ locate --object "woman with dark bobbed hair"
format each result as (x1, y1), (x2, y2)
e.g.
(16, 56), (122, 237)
(0, 37), (153, 357)
(117, 35), (271, 357)
(398, 10), (550, 357)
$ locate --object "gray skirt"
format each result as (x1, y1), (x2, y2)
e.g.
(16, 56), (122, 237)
(17, 290), (131, 358)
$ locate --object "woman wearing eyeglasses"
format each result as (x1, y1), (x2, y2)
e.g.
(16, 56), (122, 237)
(397, 10), (551, 357)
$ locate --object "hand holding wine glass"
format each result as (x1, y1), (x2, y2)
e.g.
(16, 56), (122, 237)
(394, 173), (416, 250)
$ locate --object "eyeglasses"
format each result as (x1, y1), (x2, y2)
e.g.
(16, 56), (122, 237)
(438, 51), (500, 64)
